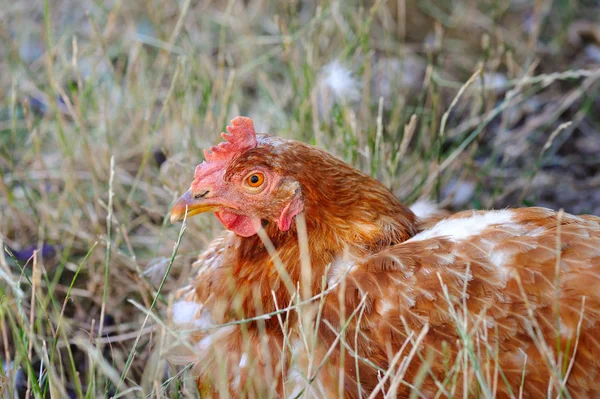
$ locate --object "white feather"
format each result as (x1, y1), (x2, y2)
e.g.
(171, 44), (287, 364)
(321, 60), (360, 102)
(409, 200), (441, 220)
(410, 210), (514, 242)
(172, 300), (201, 326)
(327, 256), (355, 287)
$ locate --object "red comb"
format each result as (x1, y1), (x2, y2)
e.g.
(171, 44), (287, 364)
(193, 116), (258, 181)
(203, 116), (257, 162)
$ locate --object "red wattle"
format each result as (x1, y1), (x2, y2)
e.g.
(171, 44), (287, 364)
(215, 210), (261, 237)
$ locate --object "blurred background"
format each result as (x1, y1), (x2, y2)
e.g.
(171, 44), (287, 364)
(1, 0), (599, 397)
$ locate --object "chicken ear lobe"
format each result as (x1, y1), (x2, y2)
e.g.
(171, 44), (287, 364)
(277, 193), (304, 232)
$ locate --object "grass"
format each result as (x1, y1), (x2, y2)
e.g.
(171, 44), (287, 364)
(1, 0), (599, 397)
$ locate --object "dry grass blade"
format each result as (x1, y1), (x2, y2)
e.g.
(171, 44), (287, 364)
(1, 0), (599, 397)
(115, 207), (188, 396)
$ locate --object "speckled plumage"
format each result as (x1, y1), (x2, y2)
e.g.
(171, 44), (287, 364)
(168, 117), (600, 398)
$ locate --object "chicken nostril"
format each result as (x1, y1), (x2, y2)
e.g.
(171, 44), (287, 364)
(194, 189), (210, 199)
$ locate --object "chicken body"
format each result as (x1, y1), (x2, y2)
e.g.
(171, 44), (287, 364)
(169, 117), (600, 398)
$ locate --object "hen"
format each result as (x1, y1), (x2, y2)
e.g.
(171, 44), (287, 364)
(168, 116), (600, 398)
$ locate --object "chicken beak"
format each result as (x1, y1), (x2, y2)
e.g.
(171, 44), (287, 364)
(170, 189), (219, 223)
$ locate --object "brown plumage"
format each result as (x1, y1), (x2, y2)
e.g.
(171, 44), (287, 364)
(168, 116), (600, 398)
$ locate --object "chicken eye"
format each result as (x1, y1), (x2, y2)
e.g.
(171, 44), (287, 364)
(246, 172), (265, 188)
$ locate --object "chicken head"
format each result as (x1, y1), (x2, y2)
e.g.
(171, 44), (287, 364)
(170, 117), (304, 237)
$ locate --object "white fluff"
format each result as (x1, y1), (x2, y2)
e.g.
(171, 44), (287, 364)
(410, 210), (514, 242)
(490, 250), (510, 268)
(194, 308), (215, 330)
(321, 60), (360, 102)
(490, 250), (514, 281)
(172, 300), (201, 326)
(172, 299), (214, 330)
(327, 256), (355, 287)
(378, 300), (395, 314)
(409, 200), (441, 220)
(314, 60), (361, 118)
